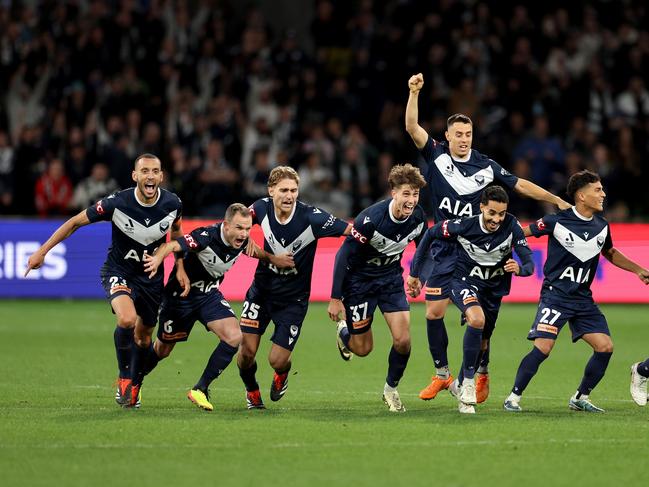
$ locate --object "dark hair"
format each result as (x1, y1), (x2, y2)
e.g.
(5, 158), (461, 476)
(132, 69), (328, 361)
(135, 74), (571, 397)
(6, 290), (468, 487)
(225, 203), (251, 221)
(481, 185), (509, 205)
(388, 163), (426, 190)
(447, 113), (473, 129)
(134, 153), (160, 169)
(567, 170), (600, 201)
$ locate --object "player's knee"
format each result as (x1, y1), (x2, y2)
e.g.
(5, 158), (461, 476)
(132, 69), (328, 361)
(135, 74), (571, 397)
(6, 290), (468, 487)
(222, 327), (243, 348)
(353, 340), (373, 357)
(596, 341), (614, 354)
(116, 312), (137, 329)
(269, 356), (289, 371)
(154, 341), (173, 359)
(393, 335), (411, 354)
(535, 342), (553, 356)
(425, 309), (445, 320)
(134, 334), (151, 349)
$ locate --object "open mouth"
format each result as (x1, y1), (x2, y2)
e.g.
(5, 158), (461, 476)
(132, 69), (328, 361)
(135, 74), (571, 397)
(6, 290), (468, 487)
(144, 183), (156, 193)
(402, 204), (414, 214)
(234, 238), (245, 247)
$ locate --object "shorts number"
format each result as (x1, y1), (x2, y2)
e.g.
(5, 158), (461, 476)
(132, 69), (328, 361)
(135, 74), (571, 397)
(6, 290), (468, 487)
(242, 301), (260, 319)
(163, 320), (174, 333)
(539, 307), (561, 325)
(109, 276), (127, 289)
(350, 302), (368, 322)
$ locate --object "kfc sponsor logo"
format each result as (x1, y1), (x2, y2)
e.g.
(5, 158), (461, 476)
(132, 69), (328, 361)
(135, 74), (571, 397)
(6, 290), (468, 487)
(351, 226), (367, 244)
(442, 220), (450, 238)
(95, 200), (105, 215)
(536, 218), (546, 231)
(184, 234), (198, 249)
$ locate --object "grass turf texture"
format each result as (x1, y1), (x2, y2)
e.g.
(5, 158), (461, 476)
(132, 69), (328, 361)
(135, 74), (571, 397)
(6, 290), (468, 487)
(1, 300), (648, 486)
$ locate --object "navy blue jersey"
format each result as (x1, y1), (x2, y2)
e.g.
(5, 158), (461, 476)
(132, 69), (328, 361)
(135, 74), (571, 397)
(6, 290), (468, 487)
(412, 213), (533, 297)
(169, 223), (246, 296)
(86, 188), (182, 281)
(251, 198), (348, 299)
(331, 199), (426, 299)
(529, 207), (613, 302)
(420, 137), (518, 221)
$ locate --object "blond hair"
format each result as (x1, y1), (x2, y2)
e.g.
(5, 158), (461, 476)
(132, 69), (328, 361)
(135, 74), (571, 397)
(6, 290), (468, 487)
(268, 165), (300, 187)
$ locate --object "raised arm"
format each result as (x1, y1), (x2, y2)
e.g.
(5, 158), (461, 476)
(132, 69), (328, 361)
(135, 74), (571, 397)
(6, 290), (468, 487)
(25, 210), (91, 276)
(601, 247), (649, 285)
(405, 73), (429, 150)
(247, 240), (295, 269)
(514, 178), (571, 210)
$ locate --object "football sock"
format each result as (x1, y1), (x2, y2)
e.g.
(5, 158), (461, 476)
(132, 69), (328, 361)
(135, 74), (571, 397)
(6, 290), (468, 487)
(637, 359), (649, 378)
(512, 346), (548, 395)
(577, 351), (612, 396)
(477, 345), (490, 374)
(462, 326), (483, 380)
(131, 341), (151, 386)
(339, 324), (351, 348)
(195, 341), (238, 391)
(426, 318), (449, 369)
(114, 326), (133, 379)
(239, 360), (259, 392)
(142, 344), (161, 377)
(386, 346), (411, 387)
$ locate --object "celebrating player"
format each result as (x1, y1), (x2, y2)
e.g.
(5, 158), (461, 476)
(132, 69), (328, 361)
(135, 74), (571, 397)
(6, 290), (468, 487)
(138, 203), (294, 411)
(405, 72), (570, 403)
(409, 186), (534, 414)
(327, 164), (427, 412)
(25, 154), (183, 408)
(503, 170), (649, 413)
(237, 166), (351, 409)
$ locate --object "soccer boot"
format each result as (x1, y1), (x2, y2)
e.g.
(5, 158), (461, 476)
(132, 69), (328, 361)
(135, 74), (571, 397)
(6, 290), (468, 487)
(418, 375), (454, 400)
(123, 383), (141, 409)
(336, 320), (353, 361)
(458, 401), (476, 414)
(630, 363), (648, 406)
(187, 388), (214, 411)
(503, 399), (522, 412)
(569, 396), (604, 413)
(115, 378), (131, 406)
(476, 373), (490, 403)
(448, 378), (460, 398)
(382, 387), (406, 413)
(270, 371), (289, 402)
(459, 377), (477, 405)
(246, 389), (266, 409)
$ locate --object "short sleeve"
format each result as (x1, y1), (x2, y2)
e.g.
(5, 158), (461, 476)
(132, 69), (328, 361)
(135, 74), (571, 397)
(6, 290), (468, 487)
(529, 214), (558, 237)
(177, 226), (212, 253)
(349, 210), (376, 244)
(86, 193), (119, 222)
(489, 159), (518, 190)
(310, 207), (349, 238)
(603, 224), (613, 251)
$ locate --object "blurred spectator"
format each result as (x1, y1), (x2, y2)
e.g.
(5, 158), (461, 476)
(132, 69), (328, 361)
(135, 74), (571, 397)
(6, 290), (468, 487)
(72, 163), (119, 210)
(196, 139), (238, 216)
(0, 131), (14, 213)
(244, 147), (273, 202)
(34, 159), (73, 217)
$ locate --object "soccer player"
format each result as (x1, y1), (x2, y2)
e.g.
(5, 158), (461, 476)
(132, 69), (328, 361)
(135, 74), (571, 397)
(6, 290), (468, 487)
(139, 203), (294, 411)
(327, 164), (427, 413)
(630, 359), (649, 406)
(503, 170), (649, 413)
(25, 154), (183, 408)
(405, 73), (570, 402)
(237, 166), (351, 409)
(409, 186), (534, 414)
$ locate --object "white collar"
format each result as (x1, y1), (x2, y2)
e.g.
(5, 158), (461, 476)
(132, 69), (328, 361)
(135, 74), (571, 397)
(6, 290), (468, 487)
(134, 187), (161, 207)
(572, 206), (593, 221)
(274, 202), (297, 225)
(478, 214), (490, 234)
(451, 151), (470, 163)
(388, 199), (410, 224)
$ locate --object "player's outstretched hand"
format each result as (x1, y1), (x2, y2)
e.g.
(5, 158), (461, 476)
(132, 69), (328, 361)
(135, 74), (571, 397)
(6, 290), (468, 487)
(143, 253), (163, 279)
(176, 267), (191, 297)
(638, 268), (649, 285)
(24, 252), (45, 277)
(270, 252), (294, 269)
(328, 298), (346, 322)
(408, 73), (424, 93)
(504, 258), (521, 275)
(406, 275), (422, 298)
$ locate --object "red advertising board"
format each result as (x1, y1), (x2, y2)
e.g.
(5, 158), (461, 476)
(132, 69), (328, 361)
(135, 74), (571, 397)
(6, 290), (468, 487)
(168, 221), (649, 303)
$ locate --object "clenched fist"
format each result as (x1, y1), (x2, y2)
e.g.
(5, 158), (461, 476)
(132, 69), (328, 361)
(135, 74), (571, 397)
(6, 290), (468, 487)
(408, 73), (424, 93)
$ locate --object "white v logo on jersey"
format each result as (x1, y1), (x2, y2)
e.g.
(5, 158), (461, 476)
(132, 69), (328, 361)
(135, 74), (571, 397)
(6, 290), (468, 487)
(369, 223), (424, 256)
(112, 209), (177, 246)
(433, 154), (495, 195)
(260, 216), (316, 256)
(457, 234), (513, 266)
(553, 223), (608, 263)
(197, 247), (239, 278)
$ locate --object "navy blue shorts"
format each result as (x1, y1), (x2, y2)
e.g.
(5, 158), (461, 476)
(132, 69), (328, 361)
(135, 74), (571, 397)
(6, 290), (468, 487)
(100, 268), (162, 326)
(343, 273), (409, 335)
(157, 289), (236, 343)
(527, 297), (609, 343)
(423, 240), (457, 301)
(239, 283), (309, 351)
(450, 281), (502, 340)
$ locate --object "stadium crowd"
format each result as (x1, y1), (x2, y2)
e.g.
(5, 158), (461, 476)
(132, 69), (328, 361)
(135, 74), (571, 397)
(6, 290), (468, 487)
(1, 0), (648, 220)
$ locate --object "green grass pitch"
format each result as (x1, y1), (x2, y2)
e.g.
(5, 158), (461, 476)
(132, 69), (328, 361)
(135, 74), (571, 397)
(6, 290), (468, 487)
(1, 300), (648, 486)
